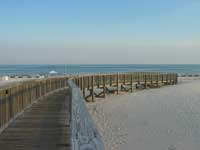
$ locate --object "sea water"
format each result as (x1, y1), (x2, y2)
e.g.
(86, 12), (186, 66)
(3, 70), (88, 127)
(0, 64), (200, 76)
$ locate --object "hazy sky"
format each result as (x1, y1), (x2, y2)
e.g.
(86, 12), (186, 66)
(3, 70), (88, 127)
(0, 0), (200, 64)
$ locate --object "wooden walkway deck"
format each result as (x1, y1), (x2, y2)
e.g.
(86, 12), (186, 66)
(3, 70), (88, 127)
(0, 90), (71, 150)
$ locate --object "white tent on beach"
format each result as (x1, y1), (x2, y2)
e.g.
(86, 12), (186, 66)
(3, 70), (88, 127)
(49, 70), (58, 75)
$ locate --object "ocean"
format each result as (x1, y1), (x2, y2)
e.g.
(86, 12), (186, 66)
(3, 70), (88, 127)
(0, 64), (200, 76)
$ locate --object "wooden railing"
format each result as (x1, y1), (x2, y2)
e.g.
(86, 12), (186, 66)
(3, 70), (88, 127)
(0, 77), (69, 133)
(71, 72), (178, 102)
(68, 72), (177, 150)
(68, 80), (104, 150)
(0, 72), (178, 150)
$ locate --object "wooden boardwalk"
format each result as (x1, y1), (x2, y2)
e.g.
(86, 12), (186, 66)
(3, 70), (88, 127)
(0, 90), (71, 150)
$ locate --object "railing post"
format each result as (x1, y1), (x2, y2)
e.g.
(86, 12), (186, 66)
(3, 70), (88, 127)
(80, 77), (83, 91)
(156, 74), (159, 87)
(169, 74), (172, 85)
(68, 85), (72, 125)
(171, 74), (173, 84)
(91, 76), (94, 102)
(144, 75), (147, 89)
(4, 91), (8, 124)
(138, 74), (140, 84)
(49, 79), (51, 92)
(82, 76), (85, 98)
(175, 74), (177, 84)
(123, 74), (126, 85)
(117, 74), (119, 94)
(0, 91), (2, 128)
(77, 77), (79, 87)
(6, 89), (8, 125)
(9, 88), (13, 121)
(40, 82), (42, 97)
(97, 75), (100, 88)
(103, 75), (106, 97)
(151, 74), (153, 84)
(3, 91), (5, 127)
(2, 91), (5, 127)
(21, 85), (24, 111)
(166, 74), (168, 85)
(78, 77), (80, 88)
(131, 74), (133, 92)
(109, 74), (112, 86)
(87, 76), (90, 90)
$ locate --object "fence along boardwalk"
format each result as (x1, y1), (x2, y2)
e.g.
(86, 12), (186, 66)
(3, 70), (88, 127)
(74, 73), (178, 102)
(0, 90), (71, 150)
(0, 72), (178, 150)
(0, 77), (68, 134)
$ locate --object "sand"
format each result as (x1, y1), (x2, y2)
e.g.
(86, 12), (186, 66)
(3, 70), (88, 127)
(87, 77), (200, 150)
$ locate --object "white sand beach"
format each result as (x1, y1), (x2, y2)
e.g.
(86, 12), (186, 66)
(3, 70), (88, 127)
(88, 77), (200, 150)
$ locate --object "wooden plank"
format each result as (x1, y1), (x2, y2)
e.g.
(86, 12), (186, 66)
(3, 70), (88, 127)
(131, 74), (133, 92)
(82, 76), (85, 98)
(103, 75), (106, 97)
(87, 76), (90, 90)
(144, 75), (147, 89)
(0, 90), (71, 150)
(138, 73), (140, 84)
(91, 76), (94, 102)
(0, 91), (2, 128)
(117, 74), (119, 94)
(156, 74), (159, 87)
(123, 74), (126, 85)
(109, 75), (112, 86)
(97, 75), (100, 88)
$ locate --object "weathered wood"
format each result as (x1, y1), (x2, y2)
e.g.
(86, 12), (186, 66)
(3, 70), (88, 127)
(82, 76), (85, 98)
(166, 74), (169, 85)
(68, 80), (104, 150)
(97, 75), (100, 88)
(138, 74), (140, 84)
(109, 75), (112, 86)
(156, 74), (159, 87)
(103, 75), (106, 97)
(123, 74), (126, 85)
(151, 74), (153, 84)
(0, 90), (71, 150)
(162, 74), (164, 83)
(117, 74), (119, 94)
(87, 76), (90, 90)
(144, 75), (147, 89)
(0, 77), (69, 134)
(131, 74), (133, 92)
(91, 76), (94, 102)
(80, 76), (83, 91)
(0, 72), (178, 149)
(170, 74), (172, 85)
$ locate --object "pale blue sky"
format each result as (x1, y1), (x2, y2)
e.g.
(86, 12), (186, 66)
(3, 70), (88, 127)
(0, 0), (200, 64)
